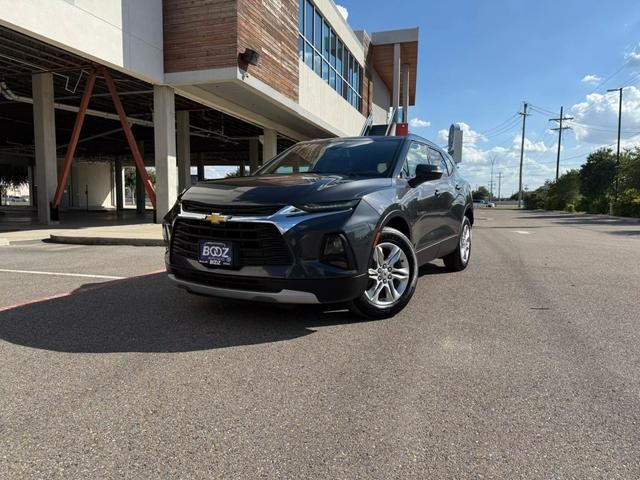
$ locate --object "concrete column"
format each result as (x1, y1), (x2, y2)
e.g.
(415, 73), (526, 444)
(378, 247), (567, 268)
(197, 160), (205, 181)
(176, 110), (191, 191)
(401, 63), (410, 124)
(249, 138), (260, 173)
(27, 165), (35, 207)
(114, 157), (124, 211)
(153, 85), (177, 222)
(392, 43), (401, 117)
(262, 128), (277, 164)
(32, 72), (58, 224)
(136, 141), (146, 213)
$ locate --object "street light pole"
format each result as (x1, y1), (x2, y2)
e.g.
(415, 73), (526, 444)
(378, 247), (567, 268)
(607, 88), (623, 202)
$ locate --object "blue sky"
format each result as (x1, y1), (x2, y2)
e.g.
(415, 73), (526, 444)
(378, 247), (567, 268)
(339, 0), (640, 195)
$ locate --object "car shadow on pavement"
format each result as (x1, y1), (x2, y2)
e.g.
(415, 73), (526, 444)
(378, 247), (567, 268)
(418, 262), (449, 277)
(0, 273), (368, 354)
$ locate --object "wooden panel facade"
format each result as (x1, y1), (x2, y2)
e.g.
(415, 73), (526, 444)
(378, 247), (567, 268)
(164, 0), (299, 101)
(237, 0), (299, 101)
(360, 34), (373, 117)
(372, 41), (418, 105)
(163, 0), (239, 73)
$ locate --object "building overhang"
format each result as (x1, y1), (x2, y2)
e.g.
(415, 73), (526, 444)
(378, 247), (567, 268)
(166, 67), (350, 141)
(370, 27), (419, 106)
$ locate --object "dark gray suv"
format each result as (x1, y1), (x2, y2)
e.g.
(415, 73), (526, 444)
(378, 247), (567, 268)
(164, 135), (473, 319)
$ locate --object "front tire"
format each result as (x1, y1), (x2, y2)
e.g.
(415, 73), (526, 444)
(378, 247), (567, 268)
(443, 216), (472, 271)
(350, 227), (418, 320)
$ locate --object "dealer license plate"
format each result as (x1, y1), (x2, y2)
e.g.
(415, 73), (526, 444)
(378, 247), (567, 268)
(198, 241), (234, 267)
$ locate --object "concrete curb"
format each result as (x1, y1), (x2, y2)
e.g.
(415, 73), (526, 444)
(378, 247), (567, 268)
(49, 235), (165, 247)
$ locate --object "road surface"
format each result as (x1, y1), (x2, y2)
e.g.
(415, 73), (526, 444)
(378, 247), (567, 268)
(0, 210), (639, 478)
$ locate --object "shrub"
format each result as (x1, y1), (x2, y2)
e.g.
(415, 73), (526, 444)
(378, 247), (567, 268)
(613, 189), (640, 218)
(565, 203), (576, 213)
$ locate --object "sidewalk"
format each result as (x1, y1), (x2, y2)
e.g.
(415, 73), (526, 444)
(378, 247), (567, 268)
(0, 210), (163, 246)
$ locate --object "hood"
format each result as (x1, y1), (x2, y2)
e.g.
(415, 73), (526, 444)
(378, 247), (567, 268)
(181, 174), (393, 207)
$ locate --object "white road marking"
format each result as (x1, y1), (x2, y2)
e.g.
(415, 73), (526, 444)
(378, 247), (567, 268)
(0, 268), (124, 280)
(513, 230), (531, 235)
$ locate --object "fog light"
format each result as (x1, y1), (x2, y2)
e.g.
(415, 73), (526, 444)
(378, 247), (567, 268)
(323, 235), (345, 256)
(321, 234), (350, 269)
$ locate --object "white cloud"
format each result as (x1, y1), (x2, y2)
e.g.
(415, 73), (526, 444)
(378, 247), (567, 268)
(434, 122), (564, 195)
(513, 135), (554, 152)
(624, 45), (640, 66)
(569, 85), (640, 146)
(581, 74), (602, 85)
(335, 4), (348, 21)
(409, 117), (431, 128)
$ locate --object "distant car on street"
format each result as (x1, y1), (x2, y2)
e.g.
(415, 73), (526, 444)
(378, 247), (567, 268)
(473, 198), (495, 208)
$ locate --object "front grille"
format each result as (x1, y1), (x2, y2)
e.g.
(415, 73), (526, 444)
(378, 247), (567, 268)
(171, 218), (292, 266)
(181, 200), (283, 217)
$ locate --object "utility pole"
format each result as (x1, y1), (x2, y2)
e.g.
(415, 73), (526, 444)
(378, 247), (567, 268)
(497, 172), (503, 201)
(607, 88), (623, 201)
(489, 155), (496, 202)
(518, 102), (530, 208)
(549, 106), (573, 181)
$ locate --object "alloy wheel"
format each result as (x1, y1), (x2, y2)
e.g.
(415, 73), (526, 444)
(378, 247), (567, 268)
(460, 224), (471, 264)
(365, 242), (410, 308)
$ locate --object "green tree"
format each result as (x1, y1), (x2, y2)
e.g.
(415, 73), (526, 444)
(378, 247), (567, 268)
(545, 170), (581, 211)
(472, 186), (491, 200)
(620, 147), (640, 191)
(579, 148), (616, 199)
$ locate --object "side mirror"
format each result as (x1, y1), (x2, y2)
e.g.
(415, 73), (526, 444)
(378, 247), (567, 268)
(410, 164), (443, 187)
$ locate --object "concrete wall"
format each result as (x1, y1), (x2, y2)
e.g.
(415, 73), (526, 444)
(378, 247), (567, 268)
(0, 0), (164, 83)
(298, 60), (365, 136)
(371, 68), (391, 125)
(71, 161), (114, 209)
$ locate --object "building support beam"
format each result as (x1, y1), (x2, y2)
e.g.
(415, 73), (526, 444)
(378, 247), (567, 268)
(401, 63), (410, 124)
(392, 43), (401, 117)
(176, 110), (191, 191)
(153, 85), (177, 222)
(263, 128), (277, 164)
(249, 138), (260, 173)
(32, 72), (58, 224)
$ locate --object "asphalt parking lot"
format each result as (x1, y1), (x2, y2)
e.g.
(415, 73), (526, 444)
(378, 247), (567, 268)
(1, 210), (639, 479)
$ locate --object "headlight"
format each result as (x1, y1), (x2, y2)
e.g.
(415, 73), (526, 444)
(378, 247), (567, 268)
(294, 199), (360, 212)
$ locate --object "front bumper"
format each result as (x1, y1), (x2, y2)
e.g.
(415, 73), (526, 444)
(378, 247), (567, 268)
(165, 202), (379, 304)
(168, 271), (367, 304)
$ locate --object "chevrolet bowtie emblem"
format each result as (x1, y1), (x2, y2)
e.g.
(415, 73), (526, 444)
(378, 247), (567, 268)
(205, 213), (230, 224)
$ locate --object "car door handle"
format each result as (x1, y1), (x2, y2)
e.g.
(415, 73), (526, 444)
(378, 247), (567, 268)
(455, 184), (463, 190)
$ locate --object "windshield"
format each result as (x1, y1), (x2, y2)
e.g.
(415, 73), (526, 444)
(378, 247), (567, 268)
(257, 138), (402, 178)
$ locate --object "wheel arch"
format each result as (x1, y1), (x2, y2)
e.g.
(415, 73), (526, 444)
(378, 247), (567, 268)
(379, 211), (412, 242)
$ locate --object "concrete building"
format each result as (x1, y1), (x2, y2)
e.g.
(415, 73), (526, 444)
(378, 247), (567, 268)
(0, 0), (419, 224)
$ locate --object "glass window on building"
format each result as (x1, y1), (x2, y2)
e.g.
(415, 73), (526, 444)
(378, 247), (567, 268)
(314, 9), (322, 52)
(330, 30), (336, 67)
(322, 20), (330, 60)
(305, 1), (313, 40)
(297, 0), (363, 112)
(299, 0), (304, 33)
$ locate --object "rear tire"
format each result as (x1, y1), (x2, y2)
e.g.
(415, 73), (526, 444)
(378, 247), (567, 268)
(350, 227), (418, 320)
(443, 216), (472, 272)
